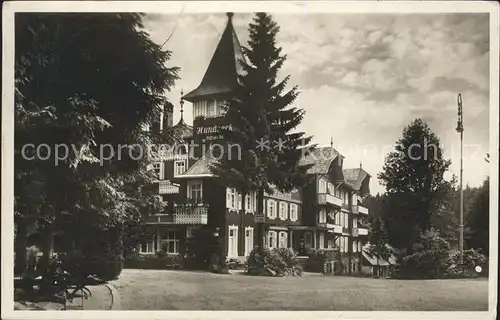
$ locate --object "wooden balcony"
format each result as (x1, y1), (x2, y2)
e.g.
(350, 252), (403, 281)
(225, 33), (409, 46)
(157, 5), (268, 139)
(358, 205), (369, 215)
(159, 180), (180, 195)
(145, 214), (174, 224)
(317, 193), (343, 207)
(358, 227), (369, 236)
(352, 205), (369, 215)
(173, 202), (208, 225)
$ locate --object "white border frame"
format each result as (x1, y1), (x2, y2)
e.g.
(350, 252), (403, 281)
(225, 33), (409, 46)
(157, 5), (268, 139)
(2, 1), (498, 320)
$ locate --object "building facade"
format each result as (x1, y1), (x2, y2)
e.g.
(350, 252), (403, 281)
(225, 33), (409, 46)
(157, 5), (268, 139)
(139, 13), (372, 275)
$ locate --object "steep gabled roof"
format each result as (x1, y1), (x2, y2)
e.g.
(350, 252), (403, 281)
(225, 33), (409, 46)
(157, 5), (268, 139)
(176, 150), (215, 178)
(343, 167), (371, 191)
(299, 147), (343, 175)
(183, 13), (244, 102)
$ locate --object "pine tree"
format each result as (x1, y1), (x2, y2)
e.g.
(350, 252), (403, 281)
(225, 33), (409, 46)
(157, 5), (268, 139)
(465, 177), (489, 254)
(211, 13), (314, 247)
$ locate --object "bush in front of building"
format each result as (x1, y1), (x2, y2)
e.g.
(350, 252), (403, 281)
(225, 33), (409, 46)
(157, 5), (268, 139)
(396, 249), (450, 279)
(445, 249), (488, 278)
(55, 250), (124, 281)
(247, 247), (302, 277)
(123, 251), (184, 270)
(305, 249), (342, 274)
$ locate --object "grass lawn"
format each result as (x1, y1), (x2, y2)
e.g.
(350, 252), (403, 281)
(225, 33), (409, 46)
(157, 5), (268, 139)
(110, 269), (488, 311)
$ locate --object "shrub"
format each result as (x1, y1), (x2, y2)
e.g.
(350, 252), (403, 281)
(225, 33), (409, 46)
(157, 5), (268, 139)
(306, 249), (339, 273)
(397, 249), (450, 279)
(184, 228), (218, 270)
(123, 252), (184, 270)
(247, 247), (302, 277)
(55, 251), (124, 281)
(446, 249), (488, 277)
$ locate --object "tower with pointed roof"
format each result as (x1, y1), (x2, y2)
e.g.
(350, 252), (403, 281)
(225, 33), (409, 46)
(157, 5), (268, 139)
(184, 12), (245, 157)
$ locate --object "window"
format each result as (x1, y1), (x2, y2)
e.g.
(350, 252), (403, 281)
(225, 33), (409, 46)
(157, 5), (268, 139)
(278, 231), (288, 248)
(319, 209), (327, 224)
(218, 100), (228, 115)
(327, 239), (334, 249)
(340, 212), (344, 226)
(153, 162), (164, 180)
(267, 200), (276, 219)
(344, 191), (348, 204)
(228, 226), (238, 258)
(358, 240), (362, 253)
(140, 240), (155, 254)
(335, 237), (340, 249)
(339, 236), (344, 252)
(319, 179), (327, 193)
(279, 202), (287, 220)
(207, 100), (216, 117)
(353, 217), (358, 228)
(344, 213), (349, 228)
(327, 183), (335, 195)
(161, 231), (179, 254)
(245, 192), (256, 213)
(227, 188), (237, 210)
(353, 240), (357, 253)
(319, 232), (325, 249)
(344, 237), (349, 253)
(245, 227), (254, 256)
(174, 160), (186, 177)
(352, 194), (358, 204)
(187, 180), (202, 201)
(335, 212), (340, 225)
(290, 204), (298, 221)
(268, 230), (277, 249)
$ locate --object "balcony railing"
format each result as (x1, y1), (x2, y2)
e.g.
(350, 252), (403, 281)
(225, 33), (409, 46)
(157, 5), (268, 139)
(159, 180), (180, 195)
(320, 223), (343, 234)
(146, 214), (174, 224)
(173, 201), (208, 225)
(358, 228), (369, 236)
(317, 193), (343, 207)
(358, 205), (369, 215)
(352, 205), (369, 215)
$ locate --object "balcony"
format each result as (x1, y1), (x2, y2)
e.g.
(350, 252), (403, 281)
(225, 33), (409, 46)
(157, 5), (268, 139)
(146, 214), (174, 224)
(352, 205), (369, 215)
(159, 180), (180, 195)
(173, 202), (208, 225)
(317, 193), (343, 207)
(358, 228), (369, 236)
(358, 205), (369, 215)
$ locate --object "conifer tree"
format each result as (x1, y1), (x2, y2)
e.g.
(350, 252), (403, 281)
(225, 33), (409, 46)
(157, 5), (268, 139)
(211, 13), (314, 247)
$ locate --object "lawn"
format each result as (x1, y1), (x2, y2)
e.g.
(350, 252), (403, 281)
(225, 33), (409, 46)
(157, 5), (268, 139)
(110, 269), (488, 311)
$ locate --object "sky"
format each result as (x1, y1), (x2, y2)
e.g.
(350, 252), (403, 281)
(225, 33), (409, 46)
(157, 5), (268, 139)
(142, 12), (490, 195)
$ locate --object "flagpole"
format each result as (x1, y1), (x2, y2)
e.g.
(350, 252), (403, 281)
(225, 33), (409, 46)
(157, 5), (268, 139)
(456, 93), (464, 266)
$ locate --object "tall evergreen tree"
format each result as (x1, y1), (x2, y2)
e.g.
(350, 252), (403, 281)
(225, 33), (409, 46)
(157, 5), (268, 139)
(211, 13), (314, 247)
(378, 119), (451, 252)
(465, 177), (489, 254)
(15, 13), (179, 274)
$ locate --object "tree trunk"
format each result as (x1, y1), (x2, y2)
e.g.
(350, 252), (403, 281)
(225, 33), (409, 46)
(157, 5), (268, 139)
(256, 187), (265, 248)
(40, 223), (55, 276)
(14, 217), (28, 276)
